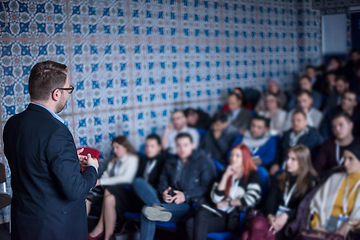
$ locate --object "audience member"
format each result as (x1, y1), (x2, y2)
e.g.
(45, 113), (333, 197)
(345, 49), (359, 76)
(227, 92), (253, 132)
(270, 110), (324, 175)
(132, 133), (216, 240)
(320, 70), (337, 96)
(326, 56), (343, 74)
(200, 112), (238, 164)
(320, 90), (360, 140)
(350, 62), (360, 96)
(305, 65), (322, 92)
(286, 75), (322, 111)
(323, 76), (349, 113)
(310, 139), (360, 239)
(258, 93), (287, 136)
(284, 90), (323, 131)
(186, 144), (261, 240)
(222, 87), (245, 112)
(243, 145), (317, 240)
(162, 110), (200, 154)
(184, 108), (212, 130)
(88, 136), (139, 240)
(230, 116), (277, 167)
(256, 79), (287, 111)
(314, 112), (358, 177)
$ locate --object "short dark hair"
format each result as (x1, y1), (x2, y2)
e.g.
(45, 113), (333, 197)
(172, 110), (185, 117)
(326, 70), (337, 77)
(184, 108), (198, 117)
(335, 75), (348, 84)
(234, 87), (245, 99)
(211, 112), (228, 123)
(175, 132), (193, 143)
(228, 92), (242, 100)
(344, 90), (358, 101)
(305, 65), (315, 71)
(299, 75), (311, 83)
(292, 109), (307, 119)
(296, 90), (313, 98)
(332, 111), (353, 123)
(350, 49), (358, 55)
(146, 134), (162, 146)
(251, 116), (270, 128)
(28, 61), (68, 101)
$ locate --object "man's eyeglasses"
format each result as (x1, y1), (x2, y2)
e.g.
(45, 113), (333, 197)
(53, 85), (74, 94)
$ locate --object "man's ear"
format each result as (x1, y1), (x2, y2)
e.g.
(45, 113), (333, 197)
(51, 89), (61, 102)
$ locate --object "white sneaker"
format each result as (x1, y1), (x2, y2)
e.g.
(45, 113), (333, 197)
(142, 204), (172, 222)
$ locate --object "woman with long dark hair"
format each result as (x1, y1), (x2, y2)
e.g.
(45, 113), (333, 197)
(186, 144), (262, 240)
(88, 136), (139, 240)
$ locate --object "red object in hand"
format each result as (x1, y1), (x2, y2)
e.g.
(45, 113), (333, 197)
(77, 147), (100, 172)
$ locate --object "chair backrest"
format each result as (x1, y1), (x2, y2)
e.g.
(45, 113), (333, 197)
(196, 128), (208, 140)
(77, 147), (100, 160)
(0, 163), (6, 184)
(257, 166), (270, 200)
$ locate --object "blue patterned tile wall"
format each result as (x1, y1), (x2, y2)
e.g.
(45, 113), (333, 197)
(1, 0), (321, 176)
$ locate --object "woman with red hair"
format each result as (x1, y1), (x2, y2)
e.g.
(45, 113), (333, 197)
(185, 144), (262, 240)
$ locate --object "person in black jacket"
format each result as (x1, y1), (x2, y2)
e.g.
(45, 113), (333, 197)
(199, 112), (238, 164)
(132, 133), (217, 240)
(3, 61), (99, 240)
(184, 108), (212, 130)
(269, 110), (324, 176)
(186, 144), (261, 240)
(264, 145), (317, 240)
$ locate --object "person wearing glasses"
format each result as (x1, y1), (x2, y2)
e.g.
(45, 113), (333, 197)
(162, 110), (200, 155)
(3, 61), (99, 240)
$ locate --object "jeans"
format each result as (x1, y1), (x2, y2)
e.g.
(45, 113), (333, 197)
(132, 178), (191, 240)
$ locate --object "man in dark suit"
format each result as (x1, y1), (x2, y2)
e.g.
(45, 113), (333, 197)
(227, 92), (253, 133)
(3, 61), (99, 240)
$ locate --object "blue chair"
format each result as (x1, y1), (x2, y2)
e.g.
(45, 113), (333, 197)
(206, 166), (269, 240)
(197, 128), (208, 140)
(212, 159), (225, 176)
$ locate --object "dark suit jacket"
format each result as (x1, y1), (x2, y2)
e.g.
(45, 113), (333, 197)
(136, 151), (167, 188)
(229, 108), (253, 132)
(3, 103), (97, 240)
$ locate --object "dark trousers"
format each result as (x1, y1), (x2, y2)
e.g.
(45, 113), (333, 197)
(186, 207), (228, 240)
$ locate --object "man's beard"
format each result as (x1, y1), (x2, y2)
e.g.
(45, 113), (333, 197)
(55, 100), (67, 113)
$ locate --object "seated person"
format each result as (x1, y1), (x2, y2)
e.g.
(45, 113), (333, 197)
(199, 112), (238, 164)
(162, 110), (199, 154)
(256, 78), (288, 111)
(314, 112), (358, 177)
(310, 139), (360, 239)
(258, 93), (287, 136)
(320, 70), (337, 96)
(345, 49), (359, 76)
(286, 75), (322, 110)
(270, 110), (324, 175)
(230, 116), (277, 167)
(350, 62), (360, 97)
(323, 76), (349, 113)
(306, 65), (323, 93)
(222, 87), (245, 112)
(88, 136), (139, 240)
(284, 90), (323, 131)
(227, 92), (253, 133)
(184, 108), (211, 130)
(320, 90), (360, 140)
(186, 144), (261, 240)
(260, 145), (317, 239)
(132, 133), (216, 240)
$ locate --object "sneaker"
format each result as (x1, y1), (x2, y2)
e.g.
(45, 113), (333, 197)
(142, 204), (172, 222)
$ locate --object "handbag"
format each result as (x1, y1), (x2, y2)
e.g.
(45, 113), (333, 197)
(115, 221), (140, 240)
(295, 230), (344, 240)
(242, 213), (275, 240)
(85, 186), (104, 205)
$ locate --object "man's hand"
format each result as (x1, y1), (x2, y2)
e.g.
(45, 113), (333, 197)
(87, 154), (99, 169)
(77, 148), (88, 168)
(335, 222), (352, 238)
(95, 179), (101, 186)
(162, 187), (174, 203)
(173, 190), (185, 204)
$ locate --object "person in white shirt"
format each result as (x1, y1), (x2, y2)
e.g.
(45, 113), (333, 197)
(88, 136), (139, 240)
(284, 90), (323, 131)
(258, 93), (287, 136)
(162, 110), (200, 154)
